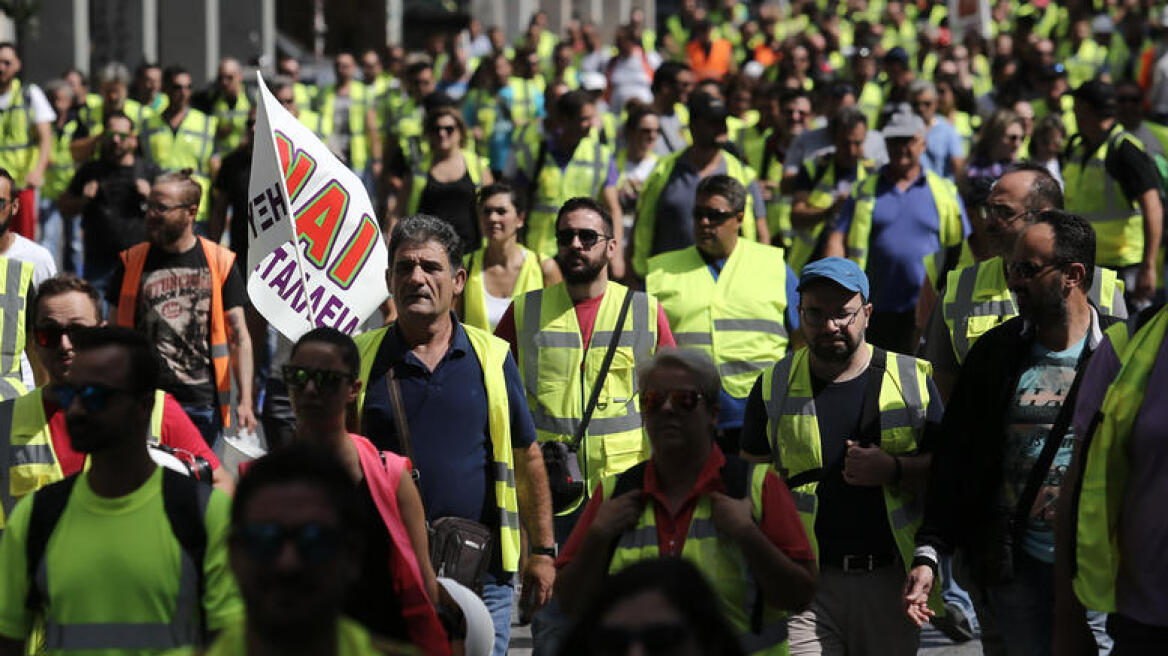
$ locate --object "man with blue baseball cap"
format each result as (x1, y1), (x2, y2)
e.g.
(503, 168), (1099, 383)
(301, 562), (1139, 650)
(740, 257), (946, 654)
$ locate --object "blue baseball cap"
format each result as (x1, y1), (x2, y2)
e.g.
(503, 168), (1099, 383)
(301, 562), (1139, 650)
(797, 257), (870, 301)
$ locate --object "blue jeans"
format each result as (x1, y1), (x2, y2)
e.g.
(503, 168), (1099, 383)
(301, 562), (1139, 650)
(941, 553), (979, 631)
(180, 402), (221, 449)
(481, 578), (514, 656)
(38, 198), (83, 274)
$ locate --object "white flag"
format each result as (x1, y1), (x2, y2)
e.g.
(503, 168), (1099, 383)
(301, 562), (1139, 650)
(246, 72), (388, 340)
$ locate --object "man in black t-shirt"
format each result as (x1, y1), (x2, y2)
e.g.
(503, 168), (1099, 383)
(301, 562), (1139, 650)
(58, 112), (160, 299)
(106, 171), (256, 446)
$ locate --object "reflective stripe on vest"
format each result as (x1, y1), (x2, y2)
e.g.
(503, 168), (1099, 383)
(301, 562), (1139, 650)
(760, 347), (931, 579)
(506, 77), (540, 125)
(211, 93), (252, 153)
(44, 119), (79, 200)
(647, 241), (790, 398)
(513, 282), (656, 507)
(462, 246), (545, 332)
(140, 109), (216, 221)
(317, 82), (370, 171)
(790, 156), (873, 274)
(1063, 129), (1146, 268)
(844, 169), (962, 270)
(0, 80), (38, 185)
(353, 323), (522, 572)
(518, 135), (611, 257)
(117, 238), (235, 426)
(604, 464), (790, 655)
(0, 258), (32, 401)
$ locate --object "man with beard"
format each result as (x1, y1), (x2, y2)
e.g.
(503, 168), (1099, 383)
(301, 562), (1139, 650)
(0, 326), (241, 654)
(905, 211), (1117, 654)
(107, 171), (256, 446)
(739, 257), (944, 655)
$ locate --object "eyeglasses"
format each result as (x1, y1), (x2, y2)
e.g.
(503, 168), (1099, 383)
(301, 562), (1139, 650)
(642, 388), (705, 413)
(432, 124), (458, 135)
(34, 322), (89, 347)
(1004, 133), (1025, 143)
(692, 206), (738, 224)
(283, 365), (351, 392)
(234, 522), (343, 564)
(107, 131), (133, 140)
(146, 200), (193, 214)
(593, 623), (692, 656)
(169, 83), (192, 91)
(984, 203), (1028, 225)
(556, 228), (610, 249)
(1006, 260), (1063, 280)
(52, 383), (135, 413)
(799, 305), (864, 328)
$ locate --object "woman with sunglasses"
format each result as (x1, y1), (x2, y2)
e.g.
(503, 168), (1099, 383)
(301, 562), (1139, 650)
(284, 327), (451, 655)
(964, 108), (1026, 190)
(404, 106), (492, 250)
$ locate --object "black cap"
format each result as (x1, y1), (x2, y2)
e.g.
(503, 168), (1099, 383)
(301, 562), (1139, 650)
(687, 91), (728, 124)
(884, 46), (909, 66)
(1073, 79), (1117, 113)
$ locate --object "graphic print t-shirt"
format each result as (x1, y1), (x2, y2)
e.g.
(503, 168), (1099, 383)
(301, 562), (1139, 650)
(1001, 335), (1084, 564)
(108, 243), (245, 406)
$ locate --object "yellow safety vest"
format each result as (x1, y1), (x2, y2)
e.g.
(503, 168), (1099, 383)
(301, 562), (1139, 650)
(604, 463), (790, 655)
(1063, 128), (1148, 268)
(512, 282), (657, 512)
(316, 82), (371, 171)
(140, 108), (217, 223)
(405, 149), (488, 216)
(1072, 307), (1168, 612)
(293, 82), (316, 110)
(297, 109), (325, 139)
(857, 80), (884, 131)
(759, 346), (937, 612)
(0, 258), (32, 402)
(940, 256), (1127, 364)
(210, 92), (252, 154)
(77, 98), (153, 140)
(792, 155), (875, 274)
(465, 87), (501, 159)
(0, 387), (168, 529)
(353, 323), (521, 573)
(0, 79), (41, 186)
(505, 76), (543, 126)
(462, 245), (545, 332)
(922, 240), (975, 292)
(647, 240), (790, 398)
(844, 169), (963, 270)
(514, 134), (613, 257)
(43, 119), (79, 201)
(633, 150), (760, 278)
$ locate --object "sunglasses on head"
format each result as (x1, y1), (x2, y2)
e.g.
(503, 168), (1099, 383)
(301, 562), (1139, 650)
(555, 228), (610, 249)
(642, 388), (705, 413)
(593, 623), (692, 656)
(282, 365), (351, 392)
(34, 322), (89, 348)
(52, 383), (135, 413)
(692, 206), (737, 224)
(234, 522), (342, 564)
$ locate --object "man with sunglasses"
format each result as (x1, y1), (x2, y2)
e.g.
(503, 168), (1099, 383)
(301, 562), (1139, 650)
(905, 211), (1119, 655)
(739, 257), (944, 655)
(0, 326), (242, 654)
(646, 175), (799, 456)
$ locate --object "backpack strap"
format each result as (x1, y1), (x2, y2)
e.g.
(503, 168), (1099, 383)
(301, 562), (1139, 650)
(718, 455), (752, 499)
(161, 468), (209, 639)
(611, 461), (648, 498)
(26, 475), (79, 610)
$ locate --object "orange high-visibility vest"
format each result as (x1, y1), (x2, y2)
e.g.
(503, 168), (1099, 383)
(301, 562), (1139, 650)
(116, 237), (235, 427)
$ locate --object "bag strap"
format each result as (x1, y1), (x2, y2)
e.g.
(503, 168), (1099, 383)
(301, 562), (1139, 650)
(26, 475), (78, 610)
(161, 467), (209, 639)
(524, 140), (549, 223)
(570, 288), (637, 450)
(384, 366), (424, 507)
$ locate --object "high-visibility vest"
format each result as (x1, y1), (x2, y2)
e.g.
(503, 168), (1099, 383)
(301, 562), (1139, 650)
(139, 108), (217, 222)
(353, 323), (522, 573)
(921, 240), (975, 292)
(792, 154), (875, 274)
(0, 79), (41, 187)
(604, 462), (791, 655)
(857, 80), (884, 130)
(512, 282), (657, 511)
(843, 169), (963, 270)
(1065, 39), (1108, 89)
(77, 98), (153, 140)
(0, 387), (169, 529)
(505, 77), (543, 126)
(513, 134), (613, 257)
(1063, 127), (1149, 268)
(210, 92), (252, 154)
(292, 82), (316, 110)
(43, 119), (79, 201)
(297, 109), (325, 139)
(1072, 306), (1168, 612)
(116, 238), (235, 427)
(736, 122), (770, 175)
(464, 87), (501, 159)
(759, 346), (939, 612)
(316, 82), (371, 171)
(940, 256), (1128, 365)
(647, 240), (790, 398)
(633, 149), (760, 278)
(0, 257), (32, 401)
(405, 149), (488, 216)
(461, 245), (545, 332)
(751, 137), (792, 251)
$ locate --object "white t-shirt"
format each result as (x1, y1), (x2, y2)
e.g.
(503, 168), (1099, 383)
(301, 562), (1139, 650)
(0, 81), (55, 124)
(3, 233), (58, 389)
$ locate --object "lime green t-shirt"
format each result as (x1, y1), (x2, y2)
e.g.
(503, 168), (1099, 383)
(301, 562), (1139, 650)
(164, 616), (415, 656)
(0, 467), (242, 655)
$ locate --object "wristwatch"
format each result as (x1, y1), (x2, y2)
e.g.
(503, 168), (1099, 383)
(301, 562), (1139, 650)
(531, 545), (558, 558)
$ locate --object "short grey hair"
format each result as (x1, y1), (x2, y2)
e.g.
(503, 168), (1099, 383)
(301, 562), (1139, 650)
(43, 78), (73, 102)
(388, 214), (464, 270)
(908, 79), (936, 98)
(97, 62), (131, 87)
(266, 74), (294, 95)
(637, 347), (721, 410)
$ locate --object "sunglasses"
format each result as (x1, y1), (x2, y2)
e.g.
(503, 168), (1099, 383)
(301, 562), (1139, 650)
(52, 383), (135, 413)
(106, 131), (133, 140)
(234, 522), (342, 564)
(1006, 260), (1063, 280)
(146, 201), (193, 214)
(432, 124), (457, 135)
(283, 364), (351, 392)
(593, 623), (692, 656)
(555, 228), (610, 249)
(642, 388), (705, 413)
(692, 206), (738, 224)
(34, 322), (89, 348)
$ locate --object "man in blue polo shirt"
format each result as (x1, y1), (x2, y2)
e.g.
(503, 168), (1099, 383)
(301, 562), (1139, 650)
(826, 111), (969, 353)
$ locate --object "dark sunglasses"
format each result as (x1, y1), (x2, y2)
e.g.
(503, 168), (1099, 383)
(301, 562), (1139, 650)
(52, 383), (135, 413)
(234, 522), (342, 564)
(556, 228), (610, 249)
(34, 322), (89, 348)
(593, 623), (692, 656)
(1007, 260), (1063, 280)
(692, 206), (738, 224)
(283, 364), (351, 392)
(432, 124), (457, 135)
(642, 389), (705, 413)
